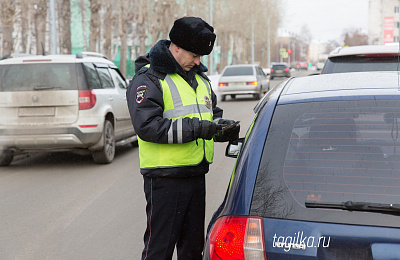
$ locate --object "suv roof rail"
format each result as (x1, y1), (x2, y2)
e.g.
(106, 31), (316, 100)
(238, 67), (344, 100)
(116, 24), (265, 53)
(76, 51), (108, 60)
(329, 47), (342, 55)
(1, 53), (34, 60)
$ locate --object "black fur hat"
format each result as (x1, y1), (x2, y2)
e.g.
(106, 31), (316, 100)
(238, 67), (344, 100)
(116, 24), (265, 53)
(169, 17), (216, 55)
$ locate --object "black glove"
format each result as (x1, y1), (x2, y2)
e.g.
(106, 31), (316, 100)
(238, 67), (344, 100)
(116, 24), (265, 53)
(197, 120), (220, 140)
(215, 119), (240, 142)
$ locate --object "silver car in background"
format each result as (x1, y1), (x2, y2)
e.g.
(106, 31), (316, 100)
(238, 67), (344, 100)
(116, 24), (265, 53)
(218, 64), (269, 101)
(0, 52), (136, 166)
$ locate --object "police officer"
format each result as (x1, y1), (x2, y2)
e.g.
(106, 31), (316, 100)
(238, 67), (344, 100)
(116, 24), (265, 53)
(126, 16), (240, 260)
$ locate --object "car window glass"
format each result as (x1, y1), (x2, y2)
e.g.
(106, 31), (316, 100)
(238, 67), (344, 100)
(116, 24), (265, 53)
(222, 66), (254, 76)
(82, 63), (102, 89)
(323, 56), (399, 74)
(110, 68), (127, 89)
(272, 65), (287, 70)
(256, 67), (262, 76)
(252, 100), (400, 224)
(96, 67), (114, 89)
(259, 67), (266, 76)
(0, 63), (78, 91)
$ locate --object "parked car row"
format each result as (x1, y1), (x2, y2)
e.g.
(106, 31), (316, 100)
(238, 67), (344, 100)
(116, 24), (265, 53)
(0, 52), (137, 166)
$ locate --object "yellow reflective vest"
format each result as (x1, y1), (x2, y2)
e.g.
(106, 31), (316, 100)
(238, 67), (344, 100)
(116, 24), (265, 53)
(138, 73), (214, 169)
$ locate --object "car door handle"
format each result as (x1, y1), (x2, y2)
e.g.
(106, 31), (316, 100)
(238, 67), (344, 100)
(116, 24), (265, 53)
(109, 97), (114, 101)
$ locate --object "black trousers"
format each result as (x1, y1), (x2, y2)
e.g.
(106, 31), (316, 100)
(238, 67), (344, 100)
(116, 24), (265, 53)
(141, 175), (205, 260)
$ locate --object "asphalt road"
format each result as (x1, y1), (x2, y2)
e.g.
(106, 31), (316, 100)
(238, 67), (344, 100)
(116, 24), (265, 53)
(0, 69), (312, 259)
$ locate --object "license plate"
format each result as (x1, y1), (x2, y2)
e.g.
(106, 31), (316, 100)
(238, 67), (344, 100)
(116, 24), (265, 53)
(19, 107), (55, 117)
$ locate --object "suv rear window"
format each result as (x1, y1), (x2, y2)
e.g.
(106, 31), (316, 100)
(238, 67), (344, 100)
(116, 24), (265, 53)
(0, 63), (82, 91)
(222, 66), (253, 76)
(251, 100), (400, 227)
(323, 55), (399, 74)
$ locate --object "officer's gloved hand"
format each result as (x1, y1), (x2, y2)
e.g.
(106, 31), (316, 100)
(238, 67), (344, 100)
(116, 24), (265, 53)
(214, 119), (240, 142)
(198, 120), (221, 140)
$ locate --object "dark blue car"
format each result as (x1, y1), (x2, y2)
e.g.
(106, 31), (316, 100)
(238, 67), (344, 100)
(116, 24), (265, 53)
(204, 72), (400, 260)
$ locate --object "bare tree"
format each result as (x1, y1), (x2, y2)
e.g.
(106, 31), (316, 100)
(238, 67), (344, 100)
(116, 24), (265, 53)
(80, 0), (88, 51)
(136, 0), (148, 55)
(58, 0), (72, 54)
(118, 0), (127, 76)
(32, 0), (47, 54)
(342, 28), (368, 46)
(20, 0), (31, 53)
(1, 0), (16, 56)
(89, 0), (100, 52)
(102, 1), (114, 58)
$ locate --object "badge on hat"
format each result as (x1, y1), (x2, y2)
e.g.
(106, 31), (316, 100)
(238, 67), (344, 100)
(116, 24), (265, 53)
(204, 96), (211, 109)
(136, 85), (147, 103)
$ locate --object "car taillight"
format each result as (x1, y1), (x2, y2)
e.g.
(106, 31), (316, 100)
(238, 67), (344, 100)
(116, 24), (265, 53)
(79, 90), (96, 110)
(270, 69), (273, 72)
(247, 81), (258, 86)
(219, 82), (228, 87)
(208, 216), (266, 260)
(285, 68), (289, 72)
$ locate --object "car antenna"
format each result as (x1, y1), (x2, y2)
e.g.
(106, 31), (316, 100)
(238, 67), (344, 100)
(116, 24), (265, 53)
(41, 42), (46, 56)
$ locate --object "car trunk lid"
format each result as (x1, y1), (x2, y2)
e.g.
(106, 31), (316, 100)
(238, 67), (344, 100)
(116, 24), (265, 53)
(263, 218), (400, 259)
(219, 75), (257, 86)
(0, 62), (83, 126)
(0, 90), (78, 126)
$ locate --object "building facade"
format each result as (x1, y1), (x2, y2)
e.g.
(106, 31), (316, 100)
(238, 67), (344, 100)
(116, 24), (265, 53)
(369, 0), (400, 44)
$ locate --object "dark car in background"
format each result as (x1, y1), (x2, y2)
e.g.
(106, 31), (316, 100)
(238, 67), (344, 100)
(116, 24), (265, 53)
(204, 71), (400, 259)
(322, 44), (400, 74)
(270, 63), (291, 79)
(295, 61), (308, 70)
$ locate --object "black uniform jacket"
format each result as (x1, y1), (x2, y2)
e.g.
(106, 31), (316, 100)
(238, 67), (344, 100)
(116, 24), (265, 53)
(126, 40), (223, 178)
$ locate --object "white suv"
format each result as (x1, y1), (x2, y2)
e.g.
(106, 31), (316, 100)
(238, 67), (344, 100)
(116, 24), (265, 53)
(0, 52), (136, 166)
(322, 45), (400, 74)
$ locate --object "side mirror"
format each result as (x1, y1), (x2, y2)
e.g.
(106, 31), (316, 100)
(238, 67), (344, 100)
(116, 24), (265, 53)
(225, 138), (245, 158)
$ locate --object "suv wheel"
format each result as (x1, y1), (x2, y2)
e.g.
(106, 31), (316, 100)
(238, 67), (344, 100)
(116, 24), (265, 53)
(92, 120), (115, 164)
(0, 149), (14, 166)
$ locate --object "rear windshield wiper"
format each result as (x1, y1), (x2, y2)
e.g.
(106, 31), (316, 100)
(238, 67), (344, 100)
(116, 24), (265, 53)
(34, 85), (55, 90)
(305, 201), (400, 215)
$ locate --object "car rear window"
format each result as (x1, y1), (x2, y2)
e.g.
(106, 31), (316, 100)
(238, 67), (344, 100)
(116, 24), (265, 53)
(251, 100), (400, 227)
(0, 63), (83, 91)
(322, 55), (399, 74)
(272, 65), (287, 70)
(222, 66), (254, 76)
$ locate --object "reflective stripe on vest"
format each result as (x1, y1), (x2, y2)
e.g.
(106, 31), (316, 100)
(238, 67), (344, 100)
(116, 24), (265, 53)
(138, 73), (214, 169)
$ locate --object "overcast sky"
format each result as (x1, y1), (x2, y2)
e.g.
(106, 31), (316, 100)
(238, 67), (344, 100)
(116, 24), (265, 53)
(280, 0), (370, 42)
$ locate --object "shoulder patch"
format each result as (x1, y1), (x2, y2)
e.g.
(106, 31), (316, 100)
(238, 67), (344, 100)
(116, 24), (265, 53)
(136, 85), (147, 103)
